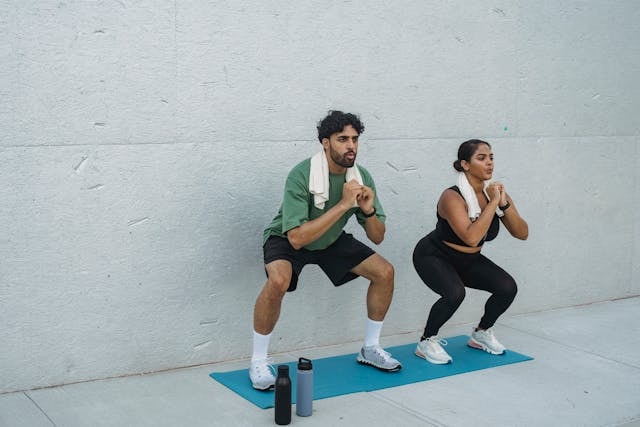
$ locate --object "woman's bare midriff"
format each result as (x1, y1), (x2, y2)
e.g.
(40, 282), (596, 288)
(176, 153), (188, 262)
(443, 240), (482, 254)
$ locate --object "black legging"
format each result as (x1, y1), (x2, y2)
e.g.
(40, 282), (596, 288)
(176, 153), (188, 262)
(413, 232), (517, 338)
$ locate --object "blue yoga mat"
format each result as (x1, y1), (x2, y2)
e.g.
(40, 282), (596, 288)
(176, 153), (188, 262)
(210, 335), (533, 409)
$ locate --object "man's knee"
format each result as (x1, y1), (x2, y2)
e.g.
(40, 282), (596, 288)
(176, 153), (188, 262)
(265, 272), (292, 297)
(381, 260), (394, 283)
(371, 258), (394, 284)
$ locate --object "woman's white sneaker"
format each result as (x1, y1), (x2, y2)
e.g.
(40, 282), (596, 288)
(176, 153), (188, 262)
(468, 328), (506, 355)
(415, 336), (452, 364)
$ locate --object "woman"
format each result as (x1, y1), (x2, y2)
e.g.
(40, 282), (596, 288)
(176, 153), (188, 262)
(413, 139), (528, 364)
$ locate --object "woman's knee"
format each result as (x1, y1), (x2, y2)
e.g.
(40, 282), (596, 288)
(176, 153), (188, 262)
(498, 276), (518, 299)
(507, 280), (518, 298)
(447, 286), (466, 308)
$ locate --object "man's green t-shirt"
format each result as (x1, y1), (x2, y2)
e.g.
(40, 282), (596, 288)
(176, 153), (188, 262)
(263, 157), (386, 251)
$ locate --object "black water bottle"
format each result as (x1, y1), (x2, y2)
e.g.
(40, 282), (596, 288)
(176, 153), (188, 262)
(274, 365), (291, 425)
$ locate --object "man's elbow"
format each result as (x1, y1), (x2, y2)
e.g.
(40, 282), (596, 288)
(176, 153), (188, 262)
(287, 234), (304, 250)
(286, 229), (305, 250)
(368, 232), (385, 245)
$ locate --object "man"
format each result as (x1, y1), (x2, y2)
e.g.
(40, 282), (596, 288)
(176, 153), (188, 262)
(250, 110), (401, 390)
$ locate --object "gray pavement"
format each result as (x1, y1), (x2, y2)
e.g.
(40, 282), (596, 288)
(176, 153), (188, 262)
(1, 297), (639, 427)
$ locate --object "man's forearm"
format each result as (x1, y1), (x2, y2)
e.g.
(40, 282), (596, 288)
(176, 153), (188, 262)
(364, 215), (385, 245)
(286, 201), (352, 249)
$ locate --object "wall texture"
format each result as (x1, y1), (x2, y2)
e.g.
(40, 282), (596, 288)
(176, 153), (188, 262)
(1, 0), (638, 393)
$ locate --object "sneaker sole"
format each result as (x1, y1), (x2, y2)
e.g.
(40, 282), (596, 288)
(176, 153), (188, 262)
(414, 348), (452, 365)
(467, 338), (505, 355)
(251, 382), (275, 391)
(356, 356), (402, 372)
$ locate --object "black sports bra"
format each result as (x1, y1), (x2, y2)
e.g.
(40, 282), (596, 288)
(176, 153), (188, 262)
(434, 186), (500, 247)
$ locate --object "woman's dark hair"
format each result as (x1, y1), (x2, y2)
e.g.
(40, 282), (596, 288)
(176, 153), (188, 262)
(317, 110), (365, 142)
(453, 139), (491, 171)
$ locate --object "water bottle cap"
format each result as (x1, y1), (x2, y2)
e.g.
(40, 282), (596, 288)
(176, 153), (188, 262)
(297, 357), (312, 370)
(277, 364), (289, 374)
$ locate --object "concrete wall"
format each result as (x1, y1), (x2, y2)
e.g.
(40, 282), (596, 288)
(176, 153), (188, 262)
(1, 1), (638, 393)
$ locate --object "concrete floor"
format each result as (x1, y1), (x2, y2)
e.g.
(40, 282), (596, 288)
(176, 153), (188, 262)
(1, 297), (639, 427)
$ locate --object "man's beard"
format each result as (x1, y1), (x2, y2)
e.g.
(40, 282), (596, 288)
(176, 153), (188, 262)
(329, 146), (356, 168)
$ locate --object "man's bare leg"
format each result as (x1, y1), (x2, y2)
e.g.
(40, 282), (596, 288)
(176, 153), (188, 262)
(250, 260), (293, 390)
(253, 260), (292, 335)
(351, 253), (401, 371)
(351, 253), (395, 321)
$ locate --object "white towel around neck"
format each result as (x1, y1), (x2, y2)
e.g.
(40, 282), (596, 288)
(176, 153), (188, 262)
(309, 150), (363, 209)
(456, 171), (504, 220)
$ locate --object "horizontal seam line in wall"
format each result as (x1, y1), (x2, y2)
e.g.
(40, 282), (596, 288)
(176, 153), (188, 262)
(2, 134), (639, 149)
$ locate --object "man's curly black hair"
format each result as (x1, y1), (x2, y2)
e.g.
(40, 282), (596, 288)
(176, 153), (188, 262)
(316, 110), (365, 143)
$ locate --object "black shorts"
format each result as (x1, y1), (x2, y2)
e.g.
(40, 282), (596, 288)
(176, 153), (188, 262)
(263, 232), (376, 292)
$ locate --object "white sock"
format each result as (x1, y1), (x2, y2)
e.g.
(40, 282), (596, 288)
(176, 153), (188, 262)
(252, 330), (271, 361)
(364, 318), (383, 347)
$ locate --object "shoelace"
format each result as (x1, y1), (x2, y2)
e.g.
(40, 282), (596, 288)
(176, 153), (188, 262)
(372, 346), (393, 361)
(476, 329), (503, 348)
(427, 337), (448, 347)
(253, 357), (276, 377)
(480, 329), (497, 341)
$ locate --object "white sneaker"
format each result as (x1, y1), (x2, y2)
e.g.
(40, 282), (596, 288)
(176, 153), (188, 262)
(249, 357), (276, 390)
(415, 336), (452, 364)
(468, 328), (506, 355)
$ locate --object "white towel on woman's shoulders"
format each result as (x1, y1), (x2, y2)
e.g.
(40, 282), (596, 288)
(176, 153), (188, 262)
(456, 172), (504, 220)
(309, 150), (363, 209)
